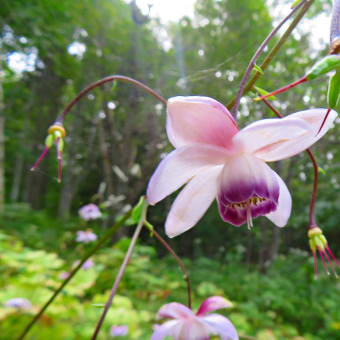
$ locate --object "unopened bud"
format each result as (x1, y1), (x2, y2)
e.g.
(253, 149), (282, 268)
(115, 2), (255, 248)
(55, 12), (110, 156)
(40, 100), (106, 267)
(327, 71), (340, 109)
(45, 134), (55, 148)
(307, 55), (340, 80)
(308, 227), (327, 252)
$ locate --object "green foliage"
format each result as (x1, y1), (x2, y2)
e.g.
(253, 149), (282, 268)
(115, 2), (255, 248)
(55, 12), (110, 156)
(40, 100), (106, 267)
(1, 218), (340, 339)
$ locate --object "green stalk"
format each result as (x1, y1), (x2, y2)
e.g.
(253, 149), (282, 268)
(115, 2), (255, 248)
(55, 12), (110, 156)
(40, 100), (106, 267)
(17, 209), (132, 340)
(227, 0), (315, 111)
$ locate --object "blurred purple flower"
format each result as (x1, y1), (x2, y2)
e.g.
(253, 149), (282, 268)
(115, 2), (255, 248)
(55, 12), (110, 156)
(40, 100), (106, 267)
(59, 271), (70, 280)
(5, 298), (32, 310)
(110, 325), (128, 337)
(79, 203), (102, 221)
(76, 230), (97, 243)
(73, 259), (94, 270)
(151, 296), (238, 340)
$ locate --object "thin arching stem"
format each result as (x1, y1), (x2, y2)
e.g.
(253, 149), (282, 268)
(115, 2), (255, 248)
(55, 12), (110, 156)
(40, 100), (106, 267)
(151, 229), (192, 309)
(306, 149), (318, 226)
(261, 98), (319, 227)
(56, 75), (167, 123)
(330, 0), (340, 44)
(91, 202), (148, 340)
(17, 209), (133, 340)
(227, 0), (315, 111)
(231, 0), (308, 118)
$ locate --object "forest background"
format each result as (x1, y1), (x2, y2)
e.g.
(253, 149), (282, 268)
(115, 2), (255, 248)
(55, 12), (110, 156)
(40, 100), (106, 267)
(0, 0), (340, 339)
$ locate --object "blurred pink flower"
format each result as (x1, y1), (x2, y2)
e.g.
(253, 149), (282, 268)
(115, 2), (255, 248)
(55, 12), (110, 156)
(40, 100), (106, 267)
(152, 296), (238, 340)
(79, 203), (102, 221)
(76, 230), (97, 243)
(5, 298), (32, 310)
(147, 96), (337, 237)
(110, 325), (128, 337)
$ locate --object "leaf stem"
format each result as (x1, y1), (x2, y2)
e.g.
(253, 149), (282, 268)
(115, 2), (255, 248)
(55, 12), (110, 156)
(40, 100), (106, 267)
(231, 0), (308, 118)
(17, 209), (132, 340)
(151, 229), (192, 309)
(91, 202), (148, 340)
(228, 0), (314, 112)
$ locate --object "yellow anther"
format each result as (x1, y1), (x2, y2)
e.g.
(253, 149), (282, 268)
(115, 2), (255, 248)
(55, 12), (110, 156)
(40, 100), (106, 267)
(308, 227), (322, 239)
(48, 125), (66, 138)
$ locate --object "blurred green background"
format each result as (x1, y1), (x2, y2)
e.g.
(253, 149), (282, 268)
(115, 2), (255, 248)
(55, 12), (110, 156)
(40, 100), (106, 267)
(0, 0), (340, 339)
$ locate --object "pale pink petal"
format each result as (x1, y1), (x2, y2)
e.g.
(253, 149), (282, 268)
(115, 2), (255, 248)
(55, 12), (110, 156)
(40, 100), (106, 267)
(157, 302), (195, 320)
(202, 314), (239, 340)
(167, 96), (239, 149)
(217, 155), (279, 226)
(147, 145), (230, 205)
(232, 117), (310, 155)
(165, 166), (223, 238)
(197, 296), (232, 316)
(254, 109), (337, 162)
(151, 320), (181, 340)
(266, 171), (292, 227)
(176, 319), (210, 340)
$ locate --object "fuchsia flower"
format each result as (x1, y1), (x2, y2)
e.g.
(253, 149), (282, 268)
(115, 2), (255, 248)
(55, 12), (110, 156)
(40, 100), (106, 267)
(151, 296), (238, 340)
(79, 203), (102, 221)
(147, 96), (337, 237)
(76, 230), (98, 243)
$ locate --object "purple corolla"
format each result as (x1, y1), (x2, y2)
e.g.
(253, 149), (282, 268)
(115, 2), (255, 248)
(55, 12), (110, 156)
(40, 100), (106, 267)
(5, 298), (32, 310)
(76, 230), (98, 243)
(147, 96), (337, 237)
(151, 296), (238, 340)
(110, 325), (128, 337)
(79, 203), (102, 221)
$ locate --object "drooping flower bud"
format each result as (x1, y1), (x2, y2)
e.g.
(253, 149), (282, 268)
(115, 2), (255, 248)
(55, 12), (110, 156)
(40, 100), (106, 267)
(308, 226), (340, 278)
(31, 122), (66, 182)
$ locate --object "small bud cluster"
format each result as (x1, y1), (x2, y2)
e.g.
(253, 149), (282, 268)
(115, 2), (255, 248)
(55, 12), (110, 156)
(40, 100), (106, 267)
(31, 122), (66, 182)
(308, 226), (340, 278)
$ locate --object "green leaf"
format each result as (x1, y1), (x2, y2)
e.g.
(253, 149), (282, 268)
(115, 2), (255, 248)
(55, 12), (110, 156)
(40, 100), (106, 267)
(291, 0), (302, 8)
(130, 196), (146, 224)
(253, 86), (276, 101)
(253, 63), (264, 75)
(318, 166), (326, 175)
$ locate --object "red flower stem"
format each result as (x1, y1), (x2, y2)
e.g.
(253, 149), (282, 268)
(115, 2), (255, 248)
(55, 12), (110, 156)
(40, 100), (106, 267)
(56, 75), (166, 123)
(151, 229), (192, 309)
(255, 76), (307, 101)
(30, 146), (49, 171)
(306, 149), (318, 226)
(261, 98), (318, 227)
(231, 0), (308, 118)
(317, 108), (331, 135)
(91, 203), (148, 340)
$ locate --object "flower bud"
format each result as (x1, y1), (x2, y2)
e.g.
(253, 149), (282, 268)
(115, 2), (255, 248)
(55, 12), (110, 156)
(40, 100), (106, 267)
(307, 55), (340, 80)
(327, 71), (340, 110)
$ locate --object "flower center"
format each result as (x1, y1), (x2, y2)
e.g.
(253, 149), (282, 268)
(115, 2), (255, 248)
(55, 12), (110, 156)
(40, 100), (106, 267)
(227, 195), (267, 230)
